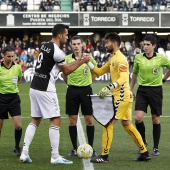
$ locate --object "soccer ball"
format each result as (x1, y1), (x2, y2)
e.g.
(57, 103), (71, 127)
(77, 144), (93, 159)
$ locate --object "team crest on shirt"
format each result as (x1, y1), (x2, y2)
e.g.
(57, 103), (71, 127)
(84, 68), (88, 75)
(152, 68), (158, 74)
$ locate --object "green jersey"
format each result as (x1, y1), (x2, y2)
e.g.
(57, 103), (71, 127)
(0, 62), (23, 94)
(65, 53), (97, 86)
(133, 53), (170, 86)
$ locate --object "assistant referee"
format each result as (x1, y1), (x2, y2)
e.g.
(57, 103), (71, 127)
(0, 45), (23, 156)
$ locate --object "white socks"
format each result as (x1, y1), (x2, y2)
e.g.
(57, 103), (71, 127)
(49, 126), (60, 159)
(22, 123), (37, 156)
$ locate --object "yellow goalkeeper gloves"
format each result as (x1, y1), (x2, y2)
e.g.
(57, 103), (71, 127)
(98, 83), (117, 99)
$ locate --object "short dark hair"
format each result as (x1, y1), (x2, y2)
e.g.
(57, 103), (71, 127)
(70, 36), (83, 43)
(104, 32), (121, 47)
(52, 24), (69, 38)
(2, 45), (14, 55)
(143, 35), (157, 45)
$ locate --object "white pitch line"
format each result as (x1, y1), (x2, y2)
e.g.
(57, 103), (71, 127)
(77, 115), (94, 170)
(20, 115), (170, 119)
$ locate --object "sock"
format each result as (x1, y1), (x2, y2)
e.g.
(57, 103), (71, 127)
(22, 123), (37, 156)
(69, 125), (77, 150)
(15, 128), (22, 148)
(153, 123), (161, 149)
(49, 126), (60, 159)
(86, 125), (94, 148)
(124, 124), (147, 153)
(102, 124), (113, 156)
(135, 121), (146, 143)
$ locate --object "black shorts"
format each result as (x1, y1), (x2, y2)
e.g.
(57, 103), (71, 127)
(66, 85), (93, 116)
(135, 85), (163, 115)
(0, 93), (21, 119)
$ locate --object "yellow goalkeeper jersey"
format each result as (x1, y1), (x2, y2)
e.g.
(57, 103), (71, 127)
(93, 50), (133, 102)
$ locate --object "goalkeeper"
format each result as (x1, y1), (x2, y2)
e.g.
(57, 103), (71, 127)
(87, 32), (151, 163)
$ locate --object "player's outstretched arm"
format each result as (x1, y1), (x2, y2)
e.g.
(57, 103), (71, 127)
(60, 55), (90, 75)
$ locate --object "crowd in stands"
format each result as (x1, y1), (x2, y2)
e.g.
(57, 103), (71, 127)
(0, 0), (168, 12)
(0, 33), (170, 73)
(0, 0), (61, 11)
(74, 0), (168, 12)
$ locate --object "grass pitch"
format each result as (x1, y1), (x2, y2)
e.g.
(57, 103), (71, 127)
(0, 82), (170, 170)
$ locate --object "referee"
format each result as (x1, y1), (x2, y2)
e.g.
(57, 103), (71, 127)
(0, 45), (23, 156)
(131, 35), (170, 156)
(62, 36), (97, 157)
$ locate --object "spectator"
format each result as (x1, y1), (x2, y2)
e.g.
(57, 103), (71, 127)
(22, 37), (28, 45)
(127, 46), (134, 58)
(91, 0), (98, 11)
(165, 34), (170, 51)
(128, 55), (135, 69)
(2, 40), (7, 49)
(26, 53), (34, 68)
(34, 40), (40, 49)
(8, 38), (15, 47)
(99, 0), (107, 11)
(19, 59), (27, 72)
(91, 37), (97, 50)
(102, 53), (110, 64)
(15, 37), (22, 47)
(95, 41), (103, 53)
(12, 0), (21, 11)
(139, 41), (144, 52)
(79, 0), (88, 11)
(0, 47), (3, 62)
(86, 41), (93, 50)
(138, 0), (148, 11)
(150, 0), (159, 11)
(134, 47), (142, 55)
(27, 37), (34, 48)
(8, 40), (15, 48)
(0, 35), (3, 48)
(118, 0), (129, 11)
(72, 0), (80, 11)
(94, 51), (102, 63)
(14, 43), (21, 55)
(121, 47), (128, 57)
(21, 0), (27, 11)
(54, 0), (61, 6)
(127, 0), (133, 11)
(47, 0), (53, 11)
(21, 41), (28, 50)
(39, 0), (47, 11)
(19, 50), (28, 63)
(106, 0), (112, 11)
(113, 0), (119, 9)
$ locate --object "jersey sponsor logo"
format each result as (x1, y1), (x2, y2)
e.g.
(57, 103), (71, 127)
(34, 72), (47, 79)
(153, 68), (158, 74)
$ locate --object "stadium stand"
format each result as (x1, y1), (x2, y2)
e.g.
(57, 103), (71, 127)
(0, 0), (169, 12)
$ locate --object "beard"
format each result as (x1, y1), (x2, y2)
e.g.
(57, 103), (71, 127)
(106, 48), (113, 53)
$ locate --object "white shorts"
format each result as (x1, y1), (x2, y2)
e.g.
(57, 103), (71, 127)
(29, 88), (60, 119)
